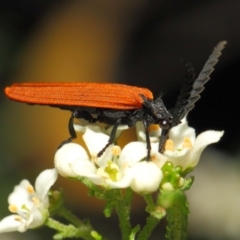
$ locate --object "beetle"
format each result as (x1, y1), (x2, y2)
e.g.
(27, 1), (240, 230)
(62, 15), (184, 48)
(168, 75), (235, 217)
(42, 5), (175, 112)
(4, 41), (226, 159)
(4, 82), (172, 158)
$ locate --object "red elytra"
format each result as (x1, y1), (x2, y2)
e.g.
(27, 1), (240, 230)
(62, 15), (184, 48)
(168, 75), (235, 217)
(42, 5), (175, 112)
(4, 82), (153, 110)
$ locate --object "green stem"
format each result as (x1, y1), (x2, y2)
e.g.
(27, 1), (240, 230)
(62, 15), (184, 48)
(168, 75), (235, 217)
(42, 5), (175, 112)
(159, 190), (189, 240)
(136, 194), (164, 240)
(77, 181), (133, 239)
(143, 194), (155, 209)
(114, 189), (132, 240)
(46, 218), (97, 240)
(58, 206), (84, 227)
(137, 215), (160, 240)
(125, 187), (134, 207)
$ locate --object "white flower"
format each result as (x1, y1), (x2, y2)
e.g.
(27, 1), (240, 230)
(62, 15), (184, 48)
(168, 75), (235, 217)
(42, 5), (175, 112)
(162, 118), (224, 170)
(136, 118), (224, 171)
(55, 125), (163, 192)
(0, 169), (58, 233)
(135, 118), (224, 190)
(130, 161), (163, 194)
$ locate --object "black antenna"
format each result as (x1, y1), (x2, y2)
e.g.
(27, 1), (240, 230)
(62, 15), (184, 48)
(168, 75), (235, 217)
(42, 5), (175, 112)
(159, 41), (227, 153)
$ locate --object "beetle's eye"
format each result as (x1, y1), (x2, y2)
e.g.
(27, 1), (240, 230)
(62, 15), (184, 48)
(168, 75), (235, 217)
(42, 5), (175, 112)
(160, 119), (170, 129)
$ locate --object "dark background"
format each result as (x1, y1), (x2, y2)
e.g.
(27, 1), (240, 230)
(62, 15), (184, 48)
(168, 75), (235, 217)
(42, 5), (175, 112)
(0, 1), (239, 239)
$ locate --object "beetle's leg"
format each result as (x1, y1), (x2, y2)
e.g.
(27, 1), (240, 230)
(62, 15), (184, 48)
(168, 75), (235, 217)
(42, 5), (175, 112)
(97, 118), (122, 157)
(142, 119), (151, 161)
(58, 111), (78, 149)
(68, 111), (78, 139)
(159, 128), (169, 153)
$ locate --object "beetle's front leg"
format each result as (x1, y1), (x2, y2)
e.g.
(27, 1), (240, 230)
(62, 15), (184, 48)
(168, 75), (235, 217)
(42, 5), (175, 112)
(159, 128), (170, 153)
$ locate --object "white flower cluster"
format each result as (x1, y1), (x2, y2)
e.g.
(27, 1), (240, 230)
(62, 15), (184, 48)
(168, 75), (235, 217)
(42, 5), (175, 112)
(0, 118), (223, 233)
(55, 118), (223, 193)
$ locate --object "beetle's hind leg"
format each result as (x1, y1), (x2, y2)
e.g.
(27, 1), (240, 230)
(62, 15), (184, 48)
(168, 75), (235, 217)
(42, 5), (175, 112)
(97, 118), (122, 157)
(58, 110), (99, 149)
(58, 111), (122, 157)
(58, 111), (78, 149)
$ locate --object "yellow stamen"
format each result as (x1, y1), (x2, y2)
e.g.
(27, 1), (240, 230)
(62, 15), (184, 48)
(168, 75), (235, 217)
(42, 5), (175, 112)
(111, 146), (121, 156)
(182, 137), (192, 149)
(27, 185), (34, 194)
(9, 204), (18, 213)
(148, 124), (160, 132)
(165, 139), (174, 151)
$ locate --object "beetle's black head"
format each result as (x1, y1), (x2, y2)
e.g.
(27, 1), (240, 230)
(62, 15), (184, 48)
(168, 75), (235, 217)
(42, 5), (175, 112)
(140, 94), (173, 129)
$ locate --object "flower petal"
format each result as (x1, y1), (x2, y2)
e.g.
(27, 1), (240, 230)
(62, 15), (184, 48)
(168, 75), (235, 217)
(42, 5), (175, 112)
(0, 215), (22, 233)
(94, 145), (114, 168)
(164, 147), (191, 169)
(83, 126), (109, 154)
(8, 180), (33, 208)
(70, 159), (97, 178)
(130, 162), (163, 193)
(105, 169), (132, 188)
(54, 143), (89, 177)
(168, 118), (195, 149)
(188, 130), (224, 167)
(24, 207), (46, 230)
(35, 168), (58, 206)
(119, 142), (147, 167)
